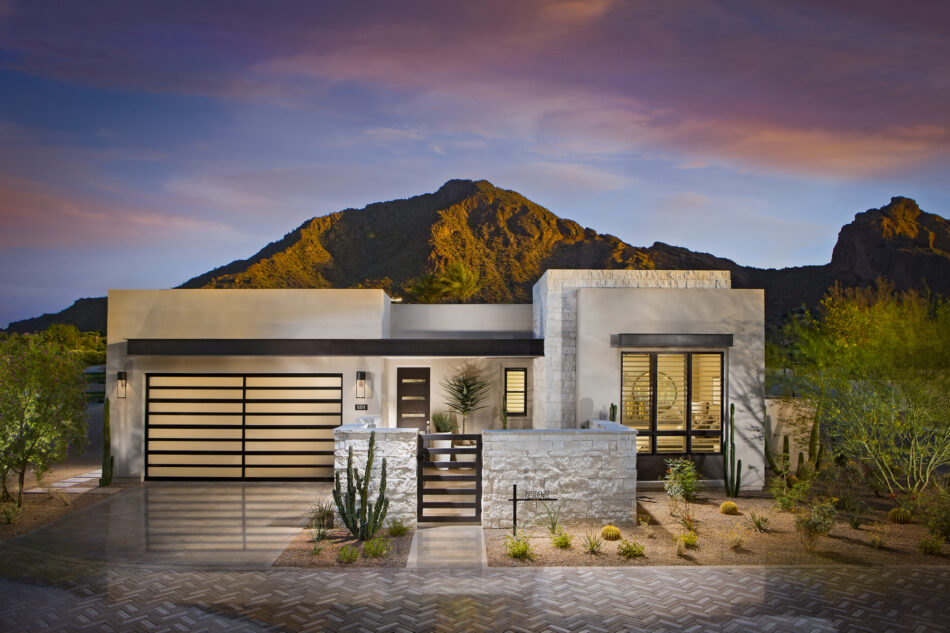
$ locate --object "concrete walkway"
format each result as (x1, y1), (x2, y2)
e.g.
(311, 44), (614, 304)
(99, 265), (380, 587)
(406, 525), (487, 569)
(0, 542), (947, 632)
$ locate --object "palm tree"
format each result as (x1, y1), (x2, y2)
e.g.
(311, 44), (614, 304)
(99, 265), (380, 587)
(405, 274), (447, 304)
(440, 261), (480, 303)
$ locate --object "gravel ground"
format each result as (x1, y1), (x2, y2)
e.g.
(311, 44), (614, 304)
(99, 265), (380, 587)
(273, 527), (414, 567)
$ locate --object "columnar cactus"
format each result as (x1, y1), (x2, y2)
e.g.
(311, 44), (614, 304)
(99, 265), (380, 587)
(723, 403), (742, 497)
(333, 430), (389, 540)
(98, 398), (114, 487)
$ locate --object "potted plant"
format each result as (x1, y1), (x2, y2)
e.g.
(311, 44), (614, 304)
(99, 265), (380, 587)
(430, 410), (456, 470)
(441, 364), (491, 463)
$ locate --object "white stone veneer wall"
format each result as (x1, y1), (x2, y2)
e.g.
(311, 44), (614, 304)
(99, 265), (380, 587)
(333, 425), (418, 528)
(481, 423), (637, 528)
(532, 270), (731, 429)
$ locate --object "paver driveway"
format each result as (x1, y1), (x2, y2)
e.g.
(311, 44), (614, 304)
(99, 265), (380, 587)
(0, 542), (947, 632)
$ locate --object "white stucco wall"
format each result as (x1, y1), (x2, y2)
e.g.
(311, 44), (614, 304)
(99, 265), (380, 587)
(390, 304), (533, 338)
(575, 287), (766, 488)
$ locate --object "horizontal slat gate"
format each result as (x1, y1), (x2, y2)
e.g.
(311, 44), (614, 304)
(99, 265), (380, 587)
(417, 433), (482, 523)
(146, 373), (342, 480)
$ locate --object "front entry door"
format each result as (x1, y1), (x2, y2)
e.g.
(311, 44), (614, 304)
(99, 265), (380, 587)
(396, 367), (430, 431)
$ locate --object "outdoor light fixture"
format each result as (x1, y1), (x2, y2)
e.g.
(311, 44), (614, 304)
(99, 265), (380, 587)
(356, 371), (367, 398)
(116, 371), (127, 399)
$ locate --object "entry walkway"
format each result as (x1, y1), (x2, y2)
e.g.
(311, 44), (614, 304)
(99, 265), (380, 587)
(406, 525), (487, 568)
(0, 542), (947, 632)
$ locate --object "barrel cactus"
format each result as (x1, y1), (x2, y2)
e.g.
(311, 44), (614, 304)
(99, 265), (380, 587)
(601, 525), (622, 541)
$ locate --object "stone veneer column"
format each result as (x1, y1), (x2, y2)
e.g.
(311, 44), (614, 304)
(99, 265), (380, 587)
(333, 425), (419, 527)
(532, 270), (731, 429)
(481, 423), (637, 528)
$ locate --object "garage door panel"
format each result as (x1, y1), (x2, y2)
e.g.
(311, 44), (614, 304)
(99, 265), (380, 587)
(146, 373), (342, 480)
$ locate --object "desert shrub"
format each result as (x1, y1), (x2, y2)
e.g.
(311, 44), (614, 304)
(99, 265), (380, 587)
(539, 500), (563, 534)
(362, 537), (391, 558)
(719, 501), (739, 515)
(795, 502), (836, 552)
(743, 510), (771, 533)
(676, 512), (701, 533)
(583, 530), (604, 554)
(721, 526), (745, 551)
(337, 545), (359, 564)
(916, 534), (944, 556)
(551, 529), (573, 549)
(888, 507), (913, 524)
(387, 519), (409, 537)
(310, 520), (330, 553)
(867, 521), (892, 549)
(769, 475), (811, 512)
(919, 485), (950, 539)
(675, 537), (687, 557)
(847, 509), (866, 530)
(600, 525), (621, 541)
(1, 502), (21, 525)
(677, 531), (698, 549)
(311, 498), (335, 529)
(638, 518), (655, 539)
(785, 475), (800, 488)
(504, 530), (533, 560)
(617, 540), (645, 559)
(664, 458), (700, 503)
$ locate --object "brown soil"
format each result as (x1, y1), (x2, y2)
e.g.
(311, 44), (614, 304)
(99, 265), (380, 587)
(486, 491), (949, 567)
(0, 492), (107, 540)
(274, 527), (414, 568)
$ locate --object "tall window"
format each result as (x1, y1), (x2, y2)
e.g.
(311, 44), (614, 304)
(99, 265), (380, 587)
(621, 352), (723, 454)
(504, 368), (527, 416)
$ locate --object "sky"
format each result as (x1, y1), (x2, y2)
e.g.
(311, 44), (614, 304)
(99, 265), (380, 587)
(1, 0), (949, 328)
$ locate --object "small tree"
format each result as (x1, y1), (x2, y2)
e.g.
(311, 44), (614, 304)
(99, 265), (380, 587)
(0, 335), (87, 505)
(441, 363), (491, 434)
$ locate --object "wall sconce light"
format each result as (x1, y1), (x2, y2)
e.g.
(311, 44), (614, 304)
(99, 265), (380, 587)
(356, 371), (367, 399)
(116, 371), (127, 399)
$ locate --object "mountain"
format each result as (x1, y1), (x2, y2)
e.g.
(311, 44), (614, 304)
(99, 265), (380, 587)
(6, 182), (949, 334)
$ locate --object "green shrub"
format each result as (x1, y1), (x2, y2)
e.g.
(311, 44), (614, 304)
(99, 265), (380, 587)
(362, 537), (391, 558)
(337, 544), (359, 564)
(744, 510), (772, 533)
(664, 458), (700, 502)
(1, 502), (21, 525)
(678, 531), (698, 549)
(719, 501), (739, 515)
(638, 517), (655, 539)
(617, 539), (645, 558)
(311, 498), (335, 529)
(387, 519), (409, 537)
(888, 507), (913, 524)
(867, 521), (891, 549)
(795, 502), (836, 552)
(769, 475), (810, 512)
(431, 411), (456, 433)
(847, 509), (866, 530)
(583, 530), (604, 554)
(600, 525), (621, 541)
(920, 485), (950, 539)
(676, 512), (701, 533)
(504, 530), (534, 560)
(551, 529), (573, 549)
(539, 500), (563, 534)
(916, 534), (944, 556)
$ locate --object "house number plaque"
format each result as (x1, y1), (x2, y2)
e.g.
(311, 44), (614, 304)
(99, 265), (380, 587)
(508, 484), (557, 535)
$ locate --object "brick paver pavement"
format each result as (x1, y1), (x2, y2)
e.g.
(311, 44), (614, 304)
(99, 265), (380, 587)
(1, 543), (947, 632)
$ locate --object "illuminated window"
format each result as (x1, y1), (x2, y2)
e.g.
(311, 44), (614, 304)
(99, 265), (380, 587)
(504, 368), (527, 416)
(621, 352), (723, 454)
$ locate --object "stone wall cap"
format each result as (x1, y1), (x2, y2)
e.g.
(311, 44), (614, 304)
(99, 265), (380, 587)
(483, 427), (636, 436)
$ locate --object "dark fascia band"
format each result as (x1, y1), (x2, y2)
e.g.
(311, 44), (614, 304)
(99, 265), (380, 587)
(612, 333), (733, 348)
(126, 338), (545, 357)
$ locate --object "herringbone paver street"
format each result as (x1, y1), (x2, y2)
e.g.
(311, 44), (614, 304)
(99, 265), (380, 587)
(1, 544), (947, 633)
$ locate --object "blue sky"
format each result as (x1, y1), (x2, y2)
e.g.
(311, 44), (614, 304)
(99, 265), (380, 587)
(2, 1), (949, 327)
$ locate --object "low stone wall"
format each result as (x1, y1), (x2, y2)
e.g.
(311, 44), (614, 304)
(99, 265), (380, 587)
(481, 422), (637, 529)
(333, 424), (418, 527)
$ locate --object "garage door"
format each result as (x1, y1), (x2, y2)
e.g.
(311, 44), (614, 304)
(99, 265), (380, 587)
(145, 373), (342, 480)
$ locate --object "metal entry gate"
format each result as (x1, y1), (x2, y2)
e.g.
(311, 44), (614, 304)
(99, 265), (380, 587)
(417, 433), (482, 523)
(145, 373), (342, 480)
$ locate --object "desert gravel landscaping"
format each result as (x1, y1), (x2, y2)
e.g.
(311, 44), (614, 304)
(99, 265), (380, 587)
(274, 526), (414, 568)
(486, 491), (948, 567)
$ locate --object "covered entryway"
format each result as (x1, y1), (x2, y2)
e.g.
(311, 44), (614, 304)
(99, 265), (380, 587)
(145, 373), (342, 480)
(417, 433), (482, 523)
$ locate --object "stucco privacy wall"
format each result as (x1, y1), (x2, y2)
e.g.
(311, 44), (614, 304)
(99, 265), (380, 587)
(576, 287), (766, 488)
(481, 424), (638, 528)
(390, 304), (533, 338)
(333, 425), (418, 528)
(531, 270), (731, 430)
(106, 289), (391, 480)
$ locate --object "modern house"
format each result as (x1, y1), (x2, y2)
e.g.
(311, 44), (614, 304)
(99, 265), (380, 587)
(106, 269), (765, 489)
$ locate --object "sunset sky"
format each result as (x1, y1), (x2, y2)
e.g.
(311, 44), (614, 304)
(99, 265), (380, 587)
(1, 0), (949, 327)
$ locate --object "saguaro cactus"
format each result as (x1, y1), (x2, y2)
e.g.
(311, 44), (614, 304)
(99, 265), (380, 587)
(609, 403), (618, 422)
(98, 399), (114, 487)
(333, 430), (389, 540)
(723, 403), (742, 497)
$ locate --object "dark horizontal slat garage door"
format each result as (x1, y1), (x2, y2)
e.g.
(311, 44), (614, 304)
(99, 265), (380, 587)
(145, 373), (342, 480)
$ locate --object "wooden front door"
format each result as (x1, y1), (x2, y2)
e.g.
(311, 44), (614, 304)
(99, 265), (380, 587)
(396, 367), (430, 431)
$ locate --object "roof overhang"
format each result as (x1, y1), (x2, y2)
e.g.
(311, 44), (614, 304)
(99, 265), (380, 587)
(611, 333), (733, 348)
(125, 338), (544, 357)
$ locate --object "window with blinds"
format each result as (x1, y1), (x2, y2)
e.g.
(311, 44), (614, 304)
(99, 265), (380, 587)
(504, 368), (527, 416)
(620, 352), (724, 455)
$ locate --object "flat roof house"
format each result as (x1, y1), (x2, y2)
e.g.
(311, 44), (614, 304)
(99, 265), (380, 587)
(107, 269), (765, 493)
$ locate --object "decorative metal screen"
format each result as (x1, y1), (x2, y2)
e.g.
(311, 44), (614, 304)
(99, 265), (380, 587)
(145, 373), (342, 480)
(504, 368), (527, 416)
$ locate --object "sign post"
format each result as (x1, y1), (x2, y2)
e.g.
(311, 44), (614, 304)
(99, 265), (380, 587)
(507, 484), (557, 535)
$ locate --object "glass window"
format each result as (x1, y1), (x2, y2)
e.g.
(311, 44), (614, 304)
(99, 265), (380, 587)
(504, 368), (527, 416)
(621, 352), (724, 454)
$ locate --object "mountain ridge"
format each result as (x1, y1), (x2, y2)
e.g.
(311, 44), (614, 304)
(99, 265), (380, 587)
(6, 182), (949, 333)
